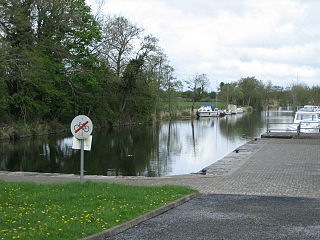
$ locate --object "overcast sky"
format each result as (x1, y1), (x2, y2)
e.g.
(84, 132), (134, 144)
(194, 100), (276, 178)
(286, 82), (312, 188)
(87, 0), (320, 89)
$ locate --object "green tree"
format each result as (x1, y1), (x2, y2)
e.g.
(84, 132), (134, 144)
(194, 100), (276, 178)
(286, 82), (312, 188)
(219, 83), (235, 105)
(118, 55), (155, 121)
(238, 76), (264, 108)
(291, 84), (310, 108)
(161, 65), (181, 117)
(0, 1), (179, 127)
(0, 0), (102, 122)
(99, 15), (142, 77)
(310, 86), (320, 105)
(186, 74), (209, 112)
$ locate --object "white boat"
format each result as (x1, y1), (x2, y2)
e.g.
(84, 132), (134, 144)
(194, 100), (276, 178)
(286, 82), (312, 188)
(236, 107), (244, 113)
(287, 107), (320, 133)
(224, 109), (232, 115)
(196, 104), (219, 117)
(227, 104), (237, 114)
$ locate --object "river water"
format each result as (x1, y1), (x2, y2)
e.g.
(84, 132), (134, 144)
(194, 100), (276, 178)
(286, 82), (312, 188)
(0, 111), (294, 177)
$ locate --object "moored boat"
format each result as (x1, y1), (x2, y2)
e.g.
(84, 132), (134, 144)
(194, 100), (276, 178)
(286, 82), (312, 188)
(236, 107), (244, 113)
(227, 104), (237, 114)
(287, 106), (320, 133)
(196, 104), (219, 117)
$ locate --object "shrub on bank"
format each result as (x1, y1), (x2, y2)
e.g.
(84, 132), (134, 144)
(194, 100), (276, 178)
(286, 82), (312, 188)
(0, 121), (67, 140)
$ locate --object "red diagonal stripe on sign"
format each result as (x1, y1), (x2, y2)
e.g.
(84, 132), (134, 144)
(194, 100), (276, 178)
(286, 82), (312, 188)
(75, 121), (89, 133)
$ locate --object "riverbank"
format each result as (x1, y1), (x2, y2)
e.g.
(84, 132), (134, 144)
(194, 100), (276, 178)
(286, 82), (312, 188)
(0, 121), (67, 141)
(0, 120), (147, 141)
(0, 102), (253, 141)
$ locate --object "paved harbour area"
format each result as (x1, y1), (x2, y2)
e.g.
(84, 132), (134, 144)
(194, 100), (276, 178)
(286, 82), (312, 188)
(1, 136), (320, 239)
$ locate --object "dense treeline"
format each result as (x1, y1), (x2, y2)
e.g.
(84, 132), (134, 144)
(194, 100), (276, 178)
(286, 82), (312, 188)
(217, 77), (320, 110)
(181, 75), (320, 110)
(0, 0), (180, 127)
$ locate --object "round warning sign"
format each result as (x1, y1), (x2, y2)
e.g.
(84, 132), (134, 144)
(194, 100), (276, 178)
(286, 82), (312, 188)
(70, 115), (93, 139)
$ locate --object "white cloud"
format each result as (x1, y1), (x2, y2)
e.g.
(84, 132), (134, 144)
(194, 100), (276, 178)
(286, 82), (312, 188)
(87, 0), (320, 87)
(220, 59), (317, 77)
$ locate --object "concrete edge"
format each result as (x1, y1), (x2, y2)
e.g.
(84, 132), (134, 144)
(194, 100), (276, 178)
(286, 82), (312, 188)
(80, 192), (200, 240)
(200, 138), (268, 176)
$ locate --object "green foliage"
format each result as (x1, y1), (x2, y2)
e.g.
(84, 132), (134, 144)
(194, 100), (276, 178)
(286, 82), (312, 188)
(216, 77), (320, 110)
(0, 0), (103, 122)
(0, 180), (196, 240)
(310, 86), (320, 104)
(0, 0), (179, 126)
(237, 77), (265, 108)
(291, 84), (310, 107)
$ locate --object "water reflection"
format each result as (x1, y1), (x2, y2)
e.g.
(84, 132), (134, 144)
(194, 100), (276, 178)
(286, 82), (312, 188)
(0, 111), (293, 176)
(219, 113), (265, 140)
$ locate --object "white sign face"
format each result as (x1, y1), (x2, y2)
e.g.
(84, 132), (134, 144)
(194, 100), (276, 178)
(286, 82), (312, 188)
(72, 136), (92, 151)
(70, 115), (93, 139)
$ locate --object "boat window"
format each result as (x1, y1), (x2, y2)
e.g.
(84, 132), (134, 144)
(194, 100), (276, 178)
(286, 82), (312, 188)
(296, 114), (313, 120)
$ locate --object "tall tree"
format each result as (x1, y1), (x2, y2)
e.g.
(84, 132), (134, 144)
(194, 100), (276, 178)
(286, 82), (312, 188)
(99, 15), (142, 76)
(0, 0), (102, 122)
(162, 65), (181, 117)
(186, 74), (209, 112)
(290, 83), (310, 108)
(238, 76), (264, 108)
(310, 86), (320, 105)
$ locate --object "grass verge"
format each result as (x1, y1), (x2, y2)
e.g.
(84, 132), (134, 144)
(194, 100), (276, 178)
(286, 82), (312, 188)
(0, 180), (197, 240)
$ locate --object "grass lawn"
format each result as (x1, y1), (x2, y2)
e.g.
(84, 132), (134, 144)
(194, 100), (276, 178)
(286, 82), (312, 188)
(0, 180), (196, 240)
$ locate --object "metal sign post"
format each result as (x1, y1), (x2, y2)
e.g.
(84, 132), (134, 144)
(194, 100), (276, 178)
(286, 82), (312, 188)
(71, 115), (93, 184)
(80, 139), (84, 184)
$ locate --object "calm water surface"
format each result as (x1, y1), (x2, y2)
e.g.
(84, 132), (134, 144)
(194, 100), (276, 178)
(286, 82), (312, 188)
(0, 111), (293, 176)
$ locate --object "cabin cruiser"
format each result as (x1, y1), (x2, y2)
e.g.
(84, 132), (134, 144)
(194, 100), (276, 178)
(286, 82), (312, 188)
(287, 107), (320, 133)
(196, 104), (219, 117)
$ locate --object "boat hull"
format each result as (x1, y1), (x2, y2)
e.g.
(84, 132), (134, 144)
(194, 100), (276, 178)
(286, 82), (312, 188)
(197, 111), (219, 117)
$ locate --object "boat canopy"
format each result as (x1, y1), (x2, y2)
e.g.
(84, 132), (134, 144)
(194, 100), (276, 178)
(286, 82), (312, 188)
(201, 104), (216, 109)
